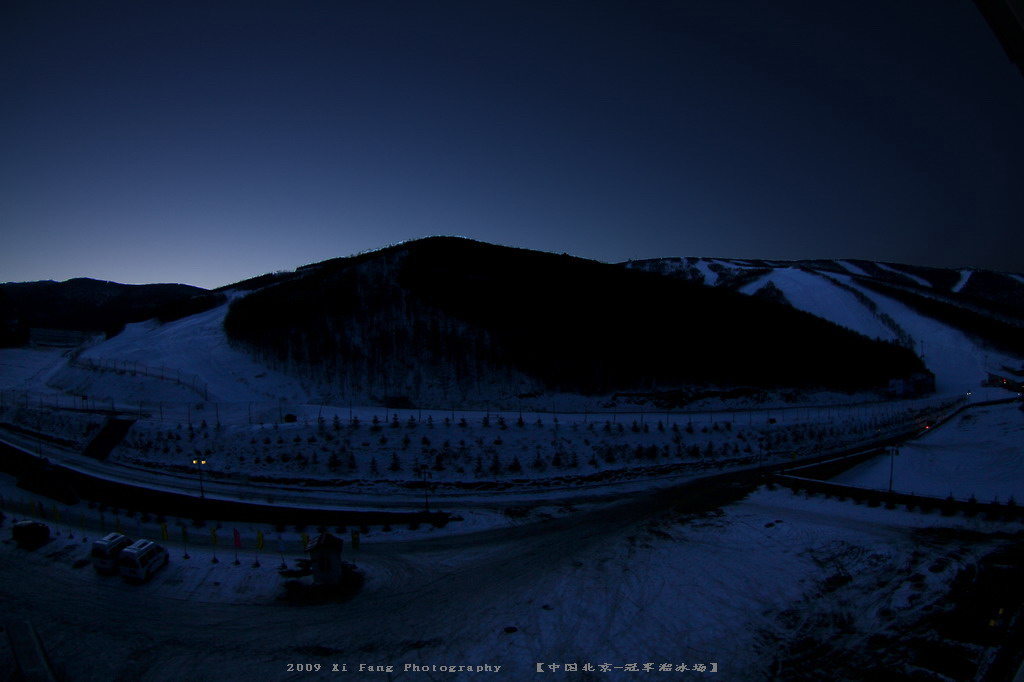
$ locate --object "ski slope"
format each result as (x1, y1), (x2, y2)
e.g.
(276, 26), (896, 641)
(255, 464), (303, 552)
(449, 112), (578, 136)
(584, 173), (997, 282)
(46, 302), (310, 404)
(740, 268), (896, 342)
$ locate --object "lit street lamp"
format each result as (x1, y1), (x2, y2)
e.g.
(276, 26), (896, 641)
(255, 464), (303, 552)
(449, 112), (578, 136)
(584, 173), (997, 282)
(192, 456), (207, 499)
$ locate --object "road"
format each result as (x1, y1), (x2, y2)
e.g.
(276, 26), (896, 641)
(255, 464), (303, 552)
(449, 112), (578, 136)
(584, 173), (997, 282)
(1, 396), (1014, 681)
(0, 470), (750, 680)
(4, 460), (1009, 682)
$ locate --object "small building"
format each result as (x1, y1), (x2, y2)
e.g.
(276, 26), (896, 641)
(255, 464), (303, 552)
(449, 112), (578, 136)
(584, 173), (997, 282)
(888, 371), (936, 397)
(28, 328), (95, 348)
(985, 371), (1024, 393)
(305, 532), (344, 586)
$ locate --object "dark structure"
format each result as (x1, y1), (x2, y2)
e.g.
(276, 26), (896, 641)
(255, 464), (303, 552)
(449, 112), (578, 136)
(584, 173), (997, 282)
(985, 371), (1024, 393)
(887, 371), (937, 397)
(973, 0), (1024, 77)
(305, 532), (344, 586)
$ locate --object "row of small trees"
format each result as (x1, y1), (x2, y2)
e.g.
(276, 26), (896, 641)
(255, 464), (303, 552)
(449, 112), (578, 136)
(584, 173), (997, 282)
(113, 409), (913, 482)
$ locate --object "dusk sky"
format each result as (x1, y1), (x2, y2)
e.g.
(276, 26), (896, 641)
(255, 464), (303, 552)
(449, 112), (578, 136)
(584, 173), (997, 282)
(3, 1), (1023, 290)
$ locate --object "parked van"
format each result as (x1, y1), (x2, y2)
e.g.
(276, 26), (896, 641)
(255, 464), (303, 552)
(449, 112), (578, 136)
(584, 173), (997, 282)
(116, 539), (169, 582)
(91, 533), (133, 573)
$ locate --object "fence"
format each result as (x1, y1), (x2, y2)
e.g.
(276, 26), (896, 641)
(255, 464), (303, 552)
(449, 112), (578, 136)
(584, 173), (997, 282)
(770, 475), (1024, 521)
(67, 357), (209, 400)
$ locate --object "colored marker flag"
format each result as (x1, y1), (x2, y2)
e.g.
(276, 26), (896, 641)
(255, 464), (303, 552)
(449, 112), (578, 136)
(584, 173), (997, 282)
(301, 533), (309, 549)
(160, 523), (168, 541)
(233, 528), (241, 549)
(210, 527), (218, 546)
(256, 529), (264, 550)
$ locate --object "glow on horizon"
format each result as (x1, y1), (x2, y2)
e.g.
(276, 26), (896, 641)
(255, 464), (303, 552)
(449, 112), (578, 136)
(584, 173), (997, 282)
(2, 1), (1023, 288)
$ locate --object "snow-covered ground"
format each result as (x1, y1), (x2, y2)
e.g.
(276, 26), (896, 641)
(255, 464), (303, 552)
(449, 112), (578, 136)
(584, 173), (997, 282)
(692, 259), (719, 286)
(1, 474), (1016, 681)
(832, 401), (1024, 502)
(951, 269), (972, 293)
(2, 261), (1024, 681)
(45, 302), (310, 405)
(740, 268), (897, 342)
(736, 268), (1020, 397)
(836, 260), (870, 277)
(875, 262), (931, 288)
(841, 276), (1017, 395)
(0, 347), (72, 390)
(0, 393), (959, 501)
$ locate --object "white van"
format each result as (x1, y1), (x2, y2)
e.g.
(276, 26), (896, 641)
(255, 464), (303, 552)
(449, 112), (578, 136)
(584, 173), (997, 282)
(116, 539), (169, 582)
(92, 532), (133, 573)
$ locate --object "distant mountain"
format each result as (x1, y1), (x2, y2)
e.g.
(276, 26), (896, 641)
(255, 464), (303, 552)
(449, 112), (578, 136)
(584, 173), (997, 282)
(0, 278), (222, 346)
(625, 256), (1024, 358)
(21, 238), (1020, 409)
(222, 237), (926, 406)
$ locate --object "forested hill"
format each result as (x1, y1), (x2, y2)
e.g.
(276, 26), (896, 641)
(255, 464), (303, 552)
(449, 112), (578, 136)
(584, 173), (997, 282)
(223, 237), (926, 405)
(0, 278), (221, 346)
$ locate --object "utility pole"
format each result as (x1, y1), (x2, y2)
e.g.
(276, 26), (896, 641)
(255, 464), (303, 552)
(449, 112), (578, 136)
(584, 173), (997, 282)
(415, 461), (432, 513)
(888, 445), (899, 493)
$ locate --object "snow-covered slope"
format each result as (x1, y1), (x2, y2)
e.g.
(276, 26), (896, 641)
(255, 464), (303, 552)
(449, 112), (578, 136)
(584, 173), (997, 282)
(43, 301), (309, 404)
(3, 247), (1021, 412)
(629, 256), (1023, 398)
(739, 268), (898, 343)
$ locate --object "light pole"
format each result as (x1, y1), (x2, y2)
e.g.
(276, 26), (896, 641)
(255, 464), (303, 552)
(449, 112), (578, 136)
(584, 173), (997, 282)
(888, 445), (899, 493)
(192, 456), (207, 499)
(415, 460), (432, 513)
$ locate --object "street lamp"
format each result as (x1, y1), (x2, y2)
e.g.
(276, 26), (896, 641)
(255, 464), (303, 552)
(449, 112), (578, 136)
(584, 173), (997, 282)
(414, 460), (432, 513)
(192, 456), (207, 499)
(888, 445), (899, 493)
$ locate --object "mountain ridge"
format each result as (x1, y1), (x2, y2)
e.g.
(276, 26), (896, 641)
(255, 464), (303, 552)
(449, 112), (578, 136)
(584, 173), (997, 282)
(221, 237), (926, 406)
(9, 236), (1024, 409)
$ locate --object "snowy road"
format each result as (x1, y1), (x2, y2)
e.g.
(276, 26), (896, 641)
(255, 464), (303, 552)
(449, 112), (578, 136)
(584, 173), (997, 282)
(833, 402), (1024, 502)
(2, 474), (1013, 682)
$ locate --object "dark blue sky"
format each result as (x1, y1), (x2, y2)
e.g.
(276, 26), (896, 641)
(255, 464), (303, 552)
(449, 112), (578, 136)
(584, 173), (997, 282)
(3, 1), (1023, 289)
